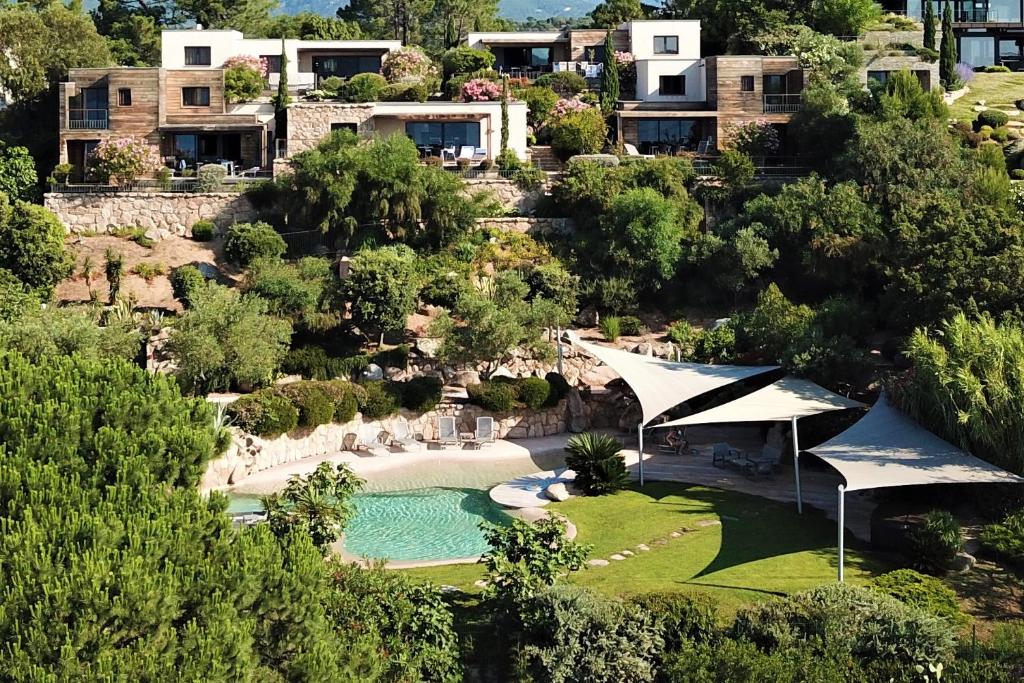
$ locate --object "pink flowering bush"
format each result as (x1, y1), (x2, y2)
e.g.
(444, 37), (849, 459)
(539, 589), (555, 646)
(550, 97), (592, 119)
(381, 46), (435, 83)
(88, 137), (161, 185)
(728, 120), (781, 157)
(613, 51), (635, 65)
(223, 55), (269, 79)
(460, 78), (501, 102)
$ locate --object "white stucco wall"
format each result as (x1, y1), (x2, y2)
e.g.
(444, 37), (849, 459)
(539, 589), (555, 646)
(372, 101), (529, 158)
(160, 29), (400, 87)
(634, 59), (706, 102)
(465, 31), (563, 51)
(627, 20), (701, 60)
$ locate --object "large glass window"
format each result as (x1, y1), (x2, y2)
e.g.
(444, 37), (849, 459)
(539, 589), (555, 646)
(262, 55), (282, 73)
(173, 134), (198, 163)
(69, 87), (108, 123)
(312, 55), (382, 80)
(636, 119), (699, 147)
(530, 47), (551, 67)
(182, 87), (211, 106)
(961, 35), (996, 67)
(405, 121), (481, 149)
(763, 75), (786, 94)
(653, 36), (679, 54)
(184, 46), (211, 66)
(990, 0), (1022, 22)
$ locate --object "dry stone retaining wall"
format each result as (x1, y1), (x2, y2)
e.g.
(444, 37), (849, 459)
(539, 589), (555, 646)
(44, 192), (257, 239)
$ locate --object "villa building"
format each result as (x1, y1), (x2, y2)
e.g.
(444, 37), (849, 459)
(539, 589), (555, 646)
(882, 0), (1024, 68)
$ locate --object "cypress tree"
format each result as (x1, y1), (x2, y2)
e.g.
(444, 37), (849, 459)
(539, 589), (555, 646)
(939, 0), (957, 89)
(923, 0), (936, 51)
(500, 75), (509, 155)
(600, 30), (620, 115)
(275, 37), (290, 112)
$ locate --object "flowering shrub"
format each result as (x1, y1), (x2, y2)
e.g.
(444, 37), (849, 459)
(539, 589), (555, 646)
(727, 120), (781, 157)
(223, 55), (269, 79)
(88, 137), (160, 185)
(460, 78), (501, 102)
(381, 47), (435, 83)
(955, 62), (975, 85)
(614, 51), (635, 65)
(550, 97), (592, 119)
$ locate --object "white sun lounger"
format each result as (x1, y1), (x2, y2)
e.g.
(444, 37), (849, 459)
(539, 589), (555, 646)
(389, 421), (424, 452)
(355, 424), (390, 457)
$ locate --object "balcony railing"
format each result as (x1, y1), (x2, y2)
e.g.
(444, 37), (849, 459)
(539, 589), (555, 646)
(68, 109), (109, 129)
(763, 94), (803, 114)
(955, 8), (1003, 22)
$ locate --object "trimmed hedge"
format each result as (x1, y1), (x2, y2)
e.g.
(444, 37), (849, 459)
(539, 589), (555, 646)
(467, 376), (566, 412)
(400, 375), (443, 413)
(359, 380), (401, 419)
(466, 381), (517, 412)
(518, 376), (551, 409)
(190, 219), (215, 241)
(227, 391), (299, 438)
(274, 381), (335, 428)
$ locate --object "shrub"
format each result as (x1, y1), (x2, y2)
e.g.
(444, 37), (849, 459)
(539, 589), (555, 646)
(626, 592), (719, 652)
(340, 73), (387, 103)
(908, 509), (963, 574)
(731, 582), (955, 666)
(224, 221), (287, 266)
(992, 126), (1011, 142)
(460, 78), (501, 102)
(358, 380), (401, 418)
(88, 137), (160, 185)
(915, 46), (940, 61)
(1012, 169), (1024, 180)
(496, 148), (522, 171)
(518, 586), (663, 683)
(380, 82), (428, 102)
(227, 390), (299, 437)
(275, 381), (335, 428)
(131, 261), (165, 282)
(512, 164), (546, 190)
(517, 376), (551, 409)
(320, 379), (361, 423)
(195, 163), (227, 191)
(600, 315), (621, 341)
(518, 85), (559, 128)
(319, 76), (346, 97)
(190, 219), (215, 241)
(110, 225), (154, 248)
(534, 71), (588, 96)
(976, 109), (1010, 130)
(381, 46), (435, 83)
(564, 432), (629, 495)
(983, 64), (1012, 73)
(441, 46), (495, 80)
(400, 375), (443, 412)
(667, 320), (696, 349)
(980, 509), (1024, 570)
(466, 381), (517, 412)
(872, 569), (967, 626)
(224, 63), (265, 103)
(618, 315), (645, 336)
(549, 109), (608, 161)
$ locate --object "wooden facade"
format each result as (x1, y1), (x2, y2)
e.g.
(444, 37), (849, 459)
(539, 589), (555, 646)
(59, 67), (269, 177)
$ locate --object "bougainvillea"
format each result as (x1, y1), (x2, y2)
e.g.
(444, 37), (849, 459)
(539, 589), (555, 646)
(550, 97), (592, 119)
(614, 51), (635, 65)
(727, 120), (781, 157)
(381, 46), (435, 83)
(88, 137), (161, 185)
(460, 78), (501, 102)
(223, 55), (269, 79)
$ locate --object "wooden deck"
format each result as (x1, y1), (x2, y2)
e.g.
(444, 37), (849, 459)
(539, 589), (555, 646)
(623, 425), (877, 541)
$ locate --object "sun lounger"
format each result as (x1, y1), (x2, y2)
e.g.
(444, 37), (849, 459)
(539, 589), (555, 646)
(711, 442), (743, 469)
(457, 146), (474, 161)
(355, 424), (390, 457)
(624, 143), (654, 159)
(389, 421), (424, 452)
(471, 147), (487, 162)
(436, 416), (459, 446)
(468, 416), (496, 449)
(742, 445), (782, 479)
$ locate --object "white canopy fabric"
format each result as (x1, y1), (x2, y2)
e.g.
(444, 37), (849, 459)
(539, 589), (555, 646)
(809, 393), (1024, 492)
(570, 335), (778, 425)
(655, 376), (864, 428)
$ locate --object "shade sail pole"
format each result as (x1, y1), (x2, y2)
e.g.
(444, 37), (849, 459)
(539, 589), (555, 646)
(791, 415), (803, 514)
(637, 422), (645, 486)
(837, 484), (846, 583)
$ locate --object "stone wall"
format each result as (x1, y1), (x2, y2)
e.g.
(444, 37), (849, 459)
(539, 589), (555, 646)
(44, 192), (257, 239)
(201, 399), (570, 490)
(462, 177), (550, 214)
(473, 216), (574, 235)
(286, 102), (376, 156)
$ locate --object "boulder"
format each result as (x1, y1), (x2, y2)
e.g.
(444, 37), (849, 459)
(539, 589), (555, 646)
(544, 483), (570, 502)
(415, 337), (442, 358)
(952, 551), (976, 573)
(490, 366), (516, 379)
(361, 363), (384, 381)
(449, 369), (480, 387)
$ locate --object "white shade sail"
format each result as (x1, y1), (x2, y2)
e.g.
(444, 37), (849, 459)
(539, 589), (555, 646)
(808, 394), (1024, 492)
(570, 335), (778, 425)
(656, 376), (864, 428)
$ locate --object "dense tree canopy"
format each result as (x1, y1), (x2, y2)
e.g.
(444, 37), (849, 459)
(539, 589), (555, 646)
(0, 193), (73, 298)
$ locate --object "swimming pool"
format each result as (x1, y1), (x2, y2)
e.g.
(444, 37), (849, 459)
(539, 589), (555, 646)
(226, 487), (510, 562)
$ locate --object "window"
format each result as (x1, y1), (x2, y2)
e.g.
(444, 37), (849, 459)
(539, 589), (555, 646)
(182, 87), (211, 106)
(312, 55), (383, 80)
(184, 46), (212, 66)
(262, 55), (282, 74)
(763, 75), (786, 95)
(636, 119), (699, 150)
(117, 88), (132, 106)
(867, 70), (891, 86)
(659, 75), (686, 96)
(331, 122), (357, 133)
(653, 36), (679, 55)
(740, 75), (755, 91)
(405, 121), (481, 150)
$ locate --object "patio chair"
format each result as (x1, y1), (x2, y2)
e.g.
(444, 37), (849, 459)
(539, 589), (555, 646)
(389, 421), (424, 452)
(471, 147), (487, 162)
(441, 145), (457, 162)
(436, 416), (460, 447)
(624, 143), (655, 160)
(355, 424), (390, 457)
(742, 445), (782, 479)
(468, 416), (496, 449)
(711, 442), (743, 469)
(457, 146), (474, 161)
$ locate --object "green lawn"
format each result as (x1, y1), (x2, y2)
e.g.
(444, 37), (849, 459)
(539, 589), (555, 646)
(948, 72), (1024, 121)
(402, 482), (891, 616)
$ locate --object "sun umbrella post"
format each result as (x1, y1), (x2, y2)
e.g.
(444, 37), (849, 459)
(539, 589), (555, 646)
(637, 422), (645, 486)
(837, 484), (846, 583)
(791, 415), (803, 514)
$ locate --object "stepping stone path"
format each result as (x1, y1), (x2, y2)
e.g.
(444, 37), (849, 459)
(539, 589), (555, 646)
(609, 553), (627, 561)
(587, 559), (610, 567)
(620, 550), (634, 557)
(697, 519), (722, 528)
(670, 531), (681, 538)
(636, 544), (650, 551)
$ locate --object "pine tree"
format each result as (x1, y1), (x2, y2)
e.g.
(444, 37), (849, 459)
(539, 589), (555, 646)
(923, 0), (936, 51)
(939, 0), (957, 90)
(600, 30), (620, 115)
(500, 75), (509, 155)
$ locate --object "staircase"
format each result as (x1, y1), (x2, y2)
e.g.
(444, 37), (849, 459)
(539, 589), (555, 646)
(528, 146), (563, 172)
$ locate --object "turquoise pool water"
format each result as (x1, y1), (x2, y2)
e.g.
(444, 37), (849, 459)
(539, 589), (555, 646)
(226, 487), (510, 562)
